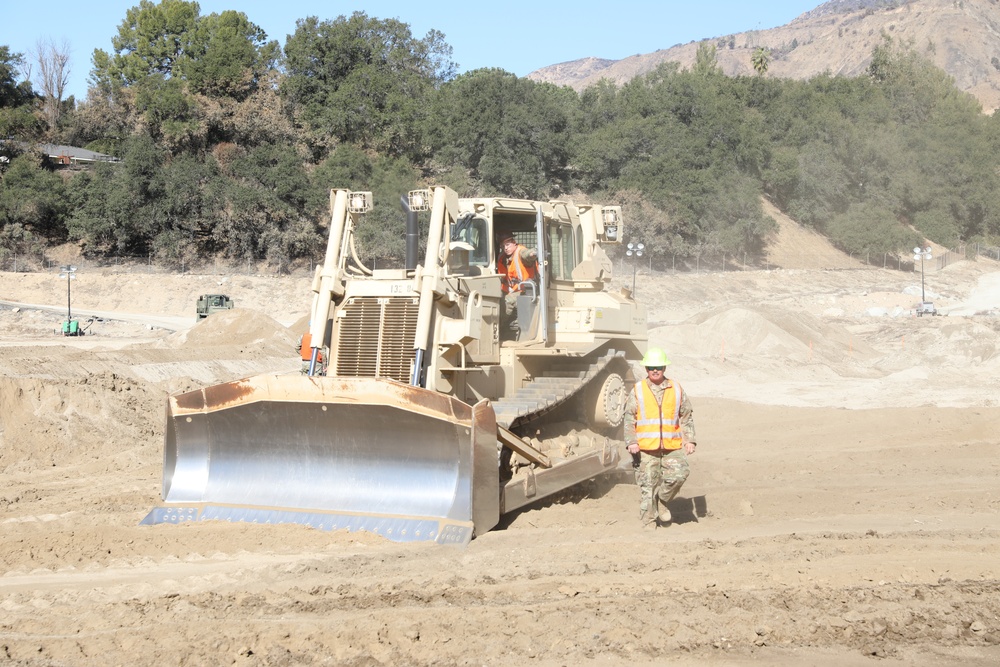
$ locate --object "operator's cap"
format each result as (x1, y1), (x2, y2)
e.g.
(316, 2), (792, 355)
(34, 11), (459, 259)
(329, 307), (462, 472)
(498, 231), (515, 243)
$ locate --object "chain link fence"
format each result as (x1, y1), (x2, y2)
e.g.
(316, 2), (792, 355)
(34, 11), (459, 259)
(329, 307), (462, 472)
(616, 251), (923, 275)
(973, 243), (1000, 263)
(613, 244), (1000, 277)
(3, 242), (996, 278)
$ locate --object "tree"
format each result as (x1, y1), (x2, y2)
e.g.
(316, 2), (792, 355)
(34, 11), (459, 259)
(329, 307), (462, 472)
(61, 84), (140, 157)
(1, 47), (33, 107)
(90, 1), (277, 100)
(86, 2), (280, 152)
(134, 74), (203, 149)
(200, 72), (296, 147)
(827, 202), (919, 256)
(91, 0), (200, 90)
(573, 63), (776, 257)
(32, 38), (71, 135)
(307, 145), (420, 265)
(427, 69), (573, 198)
(281, 12), (456, 158)
(214, 142), (316, 265)
(177, 10), (279, 100)
(693, 43), (720, 77)
(0, 46), (39, 140)
(751, 47), (770, 76)
(0, 222), (46, 269)
(867, 35), (978, 124)
(67, 135), (166, 255)
(153, 152), (219, 265)
(0, 154), (69, 240)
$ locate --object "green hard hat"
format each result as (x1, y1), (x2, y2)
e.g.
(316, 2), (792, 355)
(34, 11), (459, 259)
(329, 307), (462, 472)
(641, 347), (671, 367)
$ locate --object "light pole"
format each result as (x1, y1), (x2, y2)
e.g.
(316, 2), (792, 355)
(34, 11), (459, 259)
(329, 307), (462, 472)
(626, 241), (644, 293)
(912, 246), (932, 302)
(58, 265), (77, 335)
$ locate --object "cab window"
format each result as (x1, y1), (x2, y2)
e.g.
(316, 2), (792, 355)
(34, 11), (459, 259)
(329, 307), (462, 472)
(546, 223), (576, 280)
(452, 215), (490, 267)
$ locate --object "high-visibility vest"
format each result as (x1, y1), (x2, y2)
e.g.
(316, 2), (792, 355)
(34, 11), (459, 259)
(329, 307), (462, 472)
(499, 246), (538, 294)
(633, 378), (683, 452)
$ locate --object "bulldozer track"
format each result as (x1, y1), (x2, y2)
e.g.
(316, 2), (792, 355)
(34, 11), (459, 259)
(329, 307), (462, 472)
(492, 349), (628, 430)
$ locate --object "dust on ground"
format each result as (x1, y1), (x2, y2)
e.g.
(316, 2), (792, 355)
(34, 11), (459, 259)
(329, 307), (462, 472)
(1, 239), (999, 665)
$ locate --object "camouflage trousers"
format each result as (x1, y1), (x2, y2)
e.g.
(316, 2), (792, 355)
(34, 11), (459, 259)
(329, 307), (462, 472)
(634, 448), (690, 524)
(502, 292), (520, 338)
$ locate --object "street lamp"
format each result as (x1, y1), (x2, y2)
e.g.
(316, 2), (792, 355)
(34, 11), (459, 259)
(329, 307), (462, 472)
(58, 265), (77, 335)
(912, 246), (932, 303)
(626, 241), (645, 293)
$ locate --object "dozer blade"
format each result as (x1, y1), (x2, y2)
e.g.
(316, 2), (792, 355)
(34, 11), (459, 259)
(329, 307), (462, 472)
(141, 375), (500, 545)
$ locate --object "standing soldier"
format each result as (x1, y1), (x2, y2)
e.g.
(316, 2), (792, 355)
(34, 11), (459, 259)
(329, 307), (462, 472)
(623, 347), (698, 529)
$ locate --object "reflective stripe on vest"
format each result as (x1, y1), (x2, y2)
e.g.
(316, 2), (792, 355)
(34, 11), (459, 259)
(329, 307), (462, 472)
(500, 246), (538, 294)
(633, 379), (683, 451)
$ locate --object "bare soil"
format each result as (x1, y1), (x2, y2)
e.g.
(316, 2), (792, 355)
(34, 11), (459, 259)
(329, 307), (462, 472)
(1, 235), (999, 665)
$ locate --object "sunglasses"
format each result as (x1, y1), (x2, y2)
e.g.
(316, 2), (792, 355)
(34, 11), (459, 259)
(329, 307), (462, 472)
(646, 366), (665, 372)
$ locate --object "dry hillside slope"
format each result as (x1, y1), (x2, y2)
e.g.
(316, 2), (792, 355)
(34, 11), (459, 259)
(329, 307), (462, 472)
(529, 0), (1000, 112)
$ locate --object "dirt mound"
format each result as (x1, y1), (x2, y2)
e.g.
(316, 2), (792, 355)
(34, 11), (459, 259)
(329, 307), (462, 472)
(0, 309), (301, 475)
(0, 371), (161, 473)
(289, 313), (311, 335)
(160, 308), (298, 356)
(661, 305), (878, 363)
(951, 271), (1000, 316)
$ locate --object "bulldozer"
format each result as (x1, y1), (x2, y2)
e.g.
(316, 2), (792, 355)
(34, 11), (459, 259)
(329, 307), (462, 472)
(142, 186), (647, 544)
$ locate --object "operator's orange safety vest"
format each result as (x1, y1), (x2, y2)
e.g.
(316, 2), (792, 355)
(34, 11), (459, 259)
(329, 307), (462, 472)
(633, 378), (683, 452)
(499, 246), (538, 294)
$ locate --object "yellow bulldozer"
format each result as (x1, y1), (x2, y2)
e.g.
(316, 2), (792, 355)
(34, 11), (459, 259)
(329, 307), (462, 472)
(142, 186), (647, 544)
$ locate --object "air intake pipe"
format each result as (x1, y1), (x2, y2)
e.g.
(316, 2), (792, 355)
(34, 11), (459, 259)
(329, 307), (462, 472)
(401, 195), (419, 271)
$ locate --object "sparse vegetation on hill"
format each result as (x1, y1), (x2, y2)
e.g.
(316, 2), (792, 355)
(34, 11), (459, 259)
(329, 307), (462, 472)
(1, 1), (999, 273)
(530, 0), (1000, 113)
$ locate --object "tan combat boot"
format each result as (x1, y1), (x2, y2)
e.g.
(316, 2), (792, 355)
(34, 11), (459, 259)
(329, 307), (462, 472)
(641, 505), (658, 530)
(657, 497), (672, 524)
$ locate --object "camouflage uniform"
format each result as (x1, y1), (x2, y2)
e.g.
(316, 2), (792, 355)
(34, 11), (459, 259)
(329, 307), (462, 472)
(623, 377), (697, 526)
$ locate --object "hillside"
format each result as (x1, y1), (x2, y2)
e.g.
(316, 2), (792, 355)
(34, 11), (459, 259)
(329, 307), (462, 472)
(528, 0), (1000, 113)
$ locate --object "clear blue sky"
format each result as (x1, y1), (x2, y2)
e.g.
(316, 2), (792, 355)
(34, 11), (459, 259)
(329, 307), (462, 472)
(3, 0), (821, 101)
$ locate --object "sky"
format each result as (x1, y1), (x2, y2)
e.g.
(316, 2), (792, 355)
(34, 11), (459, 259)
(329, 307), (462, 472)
(3, 0), (822, 101)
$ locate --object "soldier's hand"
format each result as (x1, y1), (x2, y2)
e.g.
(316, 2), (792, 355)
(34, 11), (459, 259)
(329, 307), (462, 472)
(683, 441), (696, 455)
(626, 443), (640, 455)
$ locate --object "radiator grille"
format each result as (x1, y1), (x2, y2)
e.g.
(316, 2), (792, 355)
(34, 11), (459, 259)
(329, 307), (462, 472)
(334, 297), (418, 382)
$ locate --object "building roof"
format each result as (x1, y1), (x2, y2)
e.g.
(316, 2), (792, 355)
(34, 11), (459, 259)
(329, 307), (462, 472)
(36, 143), (121, 164)
(2, 140), (121, 165)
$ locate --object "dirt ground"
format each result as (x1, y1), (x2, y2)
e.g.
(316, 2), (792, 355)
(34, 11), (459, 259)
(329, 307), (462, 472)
(1, 224), (999, 666)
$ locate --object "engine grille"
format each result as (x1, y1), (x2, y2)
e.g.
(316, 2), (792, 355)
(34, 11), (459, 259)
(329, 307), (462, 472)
(334, 296), (419, 382)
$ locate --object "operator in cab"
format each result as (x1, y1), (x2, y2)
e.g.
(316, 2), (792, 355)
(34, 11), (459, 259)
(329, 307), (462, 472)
(497, 231), (538, 340)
